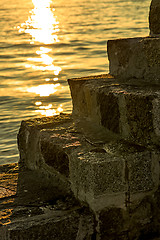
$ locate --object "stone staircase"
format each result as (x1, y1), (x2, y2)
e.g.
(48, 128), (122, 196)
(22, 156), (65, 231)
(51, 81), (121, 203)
(1, 0), (160, 239)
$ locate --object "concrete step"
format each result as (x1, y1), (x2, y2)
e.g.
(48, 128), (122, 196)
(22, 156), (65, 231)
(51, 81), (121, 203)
(17, 114), (159, 212)
(0, 159), (160, 240)
(68, 74), (160, 146)
(0, 163), (94, 240)
(3, 113), (160, 239)
(107, 37), (160, 81)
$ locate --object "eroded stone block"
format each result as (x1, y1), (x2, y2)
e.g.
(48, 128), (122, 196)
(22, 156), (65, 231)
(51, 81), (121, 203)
(97, 196), (158, 240)
(127, 151), (159, 194)
(70, 149), (126, 211)
(107, 37), (160, 81)
(17, 114), (75, 197)
(69, 139), (159, 212)
(97, 91), (120, 134)
(17, 112), (160, 213)
(97, 207), (129, 240)
(0, 210), (79, 240)
(124, 93), (154, 145)
(70, 150), (125, 192)
(68, 75), (160, 146)
(17, 114), (72, 170)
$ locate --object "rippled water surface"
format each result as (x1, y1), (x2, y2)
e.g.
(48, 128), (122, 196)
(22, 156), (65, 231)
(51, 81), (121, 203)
(0, 0), (151, 164)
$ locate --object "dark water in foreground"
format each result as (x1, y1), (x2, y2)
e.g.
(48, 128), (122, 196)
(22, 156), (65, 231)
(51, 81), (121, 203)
(0, 0), (150, 164)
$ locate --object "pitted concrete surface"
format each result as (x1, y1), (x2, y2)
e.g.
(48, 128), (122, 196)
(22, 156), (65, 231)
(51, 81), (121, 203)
(0, 163), (94, 240)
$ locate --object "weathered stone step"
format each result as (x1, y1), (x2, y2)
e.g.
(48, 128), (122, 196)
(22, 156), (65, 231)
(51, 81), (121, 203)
(107, 37), (160, 81)
(0, 163), (94, 240)
(0, 162), (160, 240)
(17, 114), (159, 213)
(0, 205), (90, 240)
(68, 74), (160, 146)
(4, 0), (160, 238)
(0, 207), (82, 240)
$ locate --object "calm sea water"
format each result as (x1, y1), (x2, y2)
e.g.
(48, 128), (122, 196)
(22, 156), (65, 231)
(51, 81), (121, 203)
(0, 0), (150, 165)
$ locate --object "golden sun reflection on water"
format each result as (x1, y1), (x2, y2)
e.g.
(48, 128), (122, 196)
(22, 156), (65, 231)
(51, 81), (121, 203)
(20, 0), (59, 44)
(17, 0), (64, 117)
(35, 103), (63, 117)
(27, 83), (60, 97)
(18, 0), (61, 74)
(21, 1), (61, 75)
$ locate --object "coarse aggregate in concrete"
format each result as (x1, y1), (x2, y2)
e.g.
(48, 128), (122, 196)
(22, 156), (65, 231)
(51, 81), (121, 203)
(0, 163), (95, 240)
(68, 74), (160, 146)
(107, 37), (160, 81)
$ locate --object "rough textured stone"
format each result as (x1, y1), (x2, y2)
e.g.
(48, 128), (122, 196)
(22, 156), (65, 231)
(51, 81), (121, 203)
(97, 207), (129, 240)
(6, 0), (160, 236)
(17, 114), (72, 170)
(127, 195), (160, 240)
(70, 148), (126, 211)
(0, 210), (80, 240)
(98, 91), (120, 134)
(128, 154), (151, 193)
(17, 114), (74, 197)
(97, 195), (160, 240)
(68, 75), (160, 146)
(1, 156), (160, 240)
(107, 37), (160, 81)
(17, 114), (160, 213)
(1, 162), (160, 240)
(0, 163), (95, 240)
(149, 0), (160, 36)
(125, 94), (154, 144)
(14, 106), (160, 238)
(68, 74), (108, 124)
(71, 142), (159, 211)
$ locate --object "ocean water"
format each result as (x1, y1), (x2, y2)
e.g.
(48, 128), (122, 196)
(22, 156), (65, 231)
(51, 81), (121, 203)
(0, 0), (151, 165)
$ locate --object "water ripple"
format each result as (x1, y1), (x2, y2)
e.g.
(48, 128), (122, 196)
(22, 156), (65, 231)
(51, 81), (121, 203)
(0, 0), (150, 164)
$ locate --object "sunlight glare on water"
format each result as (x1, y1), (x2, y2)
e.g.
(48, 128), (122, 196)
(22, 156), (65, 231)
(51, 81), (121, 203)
(18, 0), (63, 118)
(19, 0), (59, 44)
(27, 83), (60, 96)
(0, 0), (151, 164)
